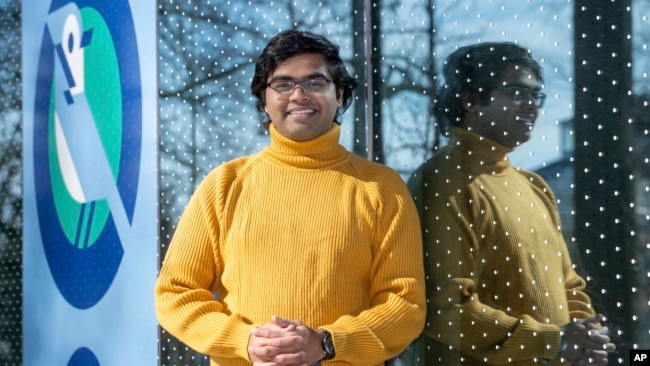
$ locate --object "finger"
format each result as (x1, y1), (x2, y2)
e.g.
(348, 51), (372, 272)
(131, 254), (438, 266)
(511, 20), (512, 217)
(252, 327), (283, 338)
(590, 326), (607, 333)
(588, 357), (610, 366)
(586, 331), (610, 344)
(595, 342), (616, 352)
(271, 315), (288, 324)
(249, 333), (306, 359)
(272, 315), (300, 329)
(258, 335), (303, 348)
(582, 348), (613, 366)
(585, 348), (608, 358)
(249, 342), (304, 362)
(255, 321), (286, 332)
(585, 322), (600, 330)
(269, 350), (307, 365)
(582, 337), (612, 352)
(253, 324), (299, 338)
(579, 315), (603, 325)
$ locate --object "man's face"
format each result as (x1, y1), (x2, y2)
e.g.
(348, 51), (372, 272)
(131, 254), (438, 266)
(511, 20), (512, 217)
(465, 65), (542, 148)
(264, 53), (342, 141)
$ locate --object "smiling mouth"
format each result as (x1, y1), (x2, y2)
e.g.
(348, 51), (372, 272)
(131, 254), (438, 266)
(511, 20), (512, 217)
(288, 109), (315, 115)
(515, 115), (535, 124)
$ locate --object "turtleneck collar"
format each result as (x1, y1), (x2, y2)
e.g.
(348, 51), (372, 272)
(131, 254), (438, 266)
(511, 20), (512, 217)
(447, 127), (514, 172)
(262, 123), (349, 169)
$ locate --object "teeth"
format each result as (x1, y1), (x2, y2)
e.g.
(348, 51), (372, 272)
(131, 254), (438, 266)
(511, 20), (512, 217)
(291, 109), (314, 114)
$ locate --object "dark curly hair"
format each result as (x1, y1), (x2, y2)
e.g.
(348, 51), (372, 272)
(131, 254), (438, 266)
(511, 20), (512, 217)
(251, 30), (359, 126)
(435, 42), (544, 135)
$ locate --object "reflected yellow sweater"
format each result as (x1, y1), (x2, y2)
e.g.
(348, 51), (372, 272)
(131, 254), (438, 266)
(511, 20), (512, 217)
(407, 128), (595, 365)
(155, 123), (425, 366)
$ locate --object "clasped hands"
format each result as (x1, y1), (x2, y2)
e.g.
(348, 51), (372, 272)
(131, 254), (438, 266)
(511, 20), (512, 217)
(248, 315), (325, 366)
(560, 315), (616, 366)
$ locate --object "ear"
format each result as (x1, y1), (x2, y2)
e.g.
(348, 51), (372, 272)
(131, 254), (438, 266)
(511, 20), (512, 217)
(460, 90), (479, 113)
(336, 87), (344, 108)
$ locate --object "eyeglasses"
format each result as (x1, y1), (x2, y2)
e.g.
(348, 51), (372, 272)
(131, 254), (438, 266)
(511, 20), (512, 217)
(495, 86), (546, 108)
(267, 78), (333, 99)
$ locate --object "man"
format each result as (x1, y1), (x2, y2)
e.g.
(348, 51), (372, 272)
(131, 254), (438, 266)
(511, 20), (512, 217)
(407, 42), (616, 365)
(155, 30), (426, 366)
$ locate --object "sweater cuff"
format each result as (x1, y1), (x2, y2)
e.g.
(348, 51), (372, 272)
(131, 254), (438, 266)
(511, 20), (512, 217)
(537, 324), (564, 363)
(230, 323), (257, 360)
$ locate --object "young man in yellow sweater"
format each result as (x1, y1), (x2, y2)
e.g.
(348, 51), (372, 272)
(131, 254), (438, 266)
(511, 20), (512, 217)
(407, 43), (616, 365)
(155, 30), (426, 366)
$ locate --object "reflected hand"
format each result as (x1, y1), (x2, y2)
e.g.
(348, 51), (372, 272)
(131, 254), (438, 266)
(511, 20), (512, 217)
(561, 315), (616, 366)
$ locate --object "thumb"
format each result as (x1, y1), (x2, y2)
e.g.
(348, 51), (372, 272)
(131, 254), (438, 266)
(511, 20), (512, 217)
(576, 314), (603, 327)
(271, 315), (297, 329)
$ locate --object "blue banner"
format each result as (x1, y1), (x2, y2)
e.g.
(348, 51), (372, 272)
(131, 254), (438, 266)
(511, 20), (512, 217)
(22, 0), (158, 364)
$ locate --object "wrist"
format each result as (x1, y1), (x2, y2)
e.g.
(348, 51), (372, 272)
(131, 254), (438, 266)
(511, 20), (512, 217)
(538, 331), (568, 365)
(557, 331), (568, 357)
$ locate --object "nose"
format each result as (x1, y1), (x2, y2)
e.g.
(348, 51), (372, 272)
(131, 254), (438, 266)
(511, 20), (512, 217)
(289, 83), (310, 101)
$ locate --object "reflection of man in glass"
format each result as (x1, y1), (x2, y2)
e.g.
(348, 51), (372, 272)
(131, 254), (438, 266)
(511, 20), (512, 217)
(408, 42), (616, 365)
(155, 30), (425, 365)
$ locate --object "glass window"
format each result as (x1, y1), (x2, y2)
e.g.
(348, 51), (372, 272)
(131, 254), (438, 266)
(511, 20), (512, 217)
(0, 0), (647, 364)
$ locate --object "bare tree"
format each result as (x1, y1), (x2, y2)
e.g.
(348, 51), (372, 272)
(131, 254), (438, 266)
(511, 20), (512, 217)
(377, 0), (479, 176)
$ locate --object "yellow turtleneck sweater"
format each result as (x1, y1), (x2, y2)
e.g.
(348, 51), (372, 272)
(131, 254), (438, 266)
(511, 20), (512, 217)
(155, 123), (426, 366)
(407, 127), (595, 365)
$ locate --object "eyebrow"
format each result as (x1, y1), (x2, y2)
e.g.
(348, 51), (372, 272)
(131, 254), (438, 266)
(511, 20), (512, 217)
(268, 72), (330, 82)
(500, 82), (542, 91)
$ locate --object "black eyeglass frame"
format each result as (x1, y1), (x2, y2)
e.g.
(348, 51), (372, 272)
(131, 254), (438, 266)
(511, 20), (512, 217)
(494, 85), (546, 108)
(266, 78), (334, 99)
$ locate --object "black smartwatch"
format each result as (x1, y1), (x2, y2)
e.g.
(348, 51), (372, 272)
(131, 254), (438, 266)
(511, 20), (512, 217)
(320, 329), (335, 360)
(538, 332), (567, 365)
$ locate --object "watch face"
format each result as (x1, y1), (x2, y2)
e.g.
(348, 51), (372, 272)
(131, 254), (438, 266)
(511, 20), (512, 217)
(322, 330), (335, 359)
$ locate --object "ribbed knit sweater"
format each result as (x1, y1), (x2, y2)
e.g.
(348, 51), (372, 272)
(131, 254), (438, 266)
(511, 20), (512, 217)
(407, 127), (595, 365)
(155, 123), (426, 366)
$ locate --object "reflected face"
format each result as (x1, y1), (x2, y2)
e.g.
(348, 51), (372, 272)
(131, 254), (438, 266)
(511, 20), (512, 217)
(264, 53), (342, 141)
(466, 65), (542, 148)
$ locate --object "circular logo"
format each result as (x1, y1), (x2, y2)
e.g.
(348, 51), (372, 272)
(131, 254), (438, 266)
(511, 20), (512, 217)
(33, 0), (141, 310)
(67, 347), (100, 366)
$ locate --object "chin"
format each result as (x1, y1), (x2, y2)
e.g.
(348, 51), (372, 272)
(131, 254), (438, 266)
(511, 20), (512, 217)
(514, 136), (532, 147)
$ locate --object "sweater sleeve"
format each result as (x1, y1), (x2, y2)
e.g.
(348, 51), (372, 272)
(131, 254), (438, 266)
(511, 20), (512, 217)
(413, 173), (562, 364)
(154, 171), (254, 361)
(523, 171), (596, 320)
(564, 256), (597, 320)
(325, 169), (427, 365)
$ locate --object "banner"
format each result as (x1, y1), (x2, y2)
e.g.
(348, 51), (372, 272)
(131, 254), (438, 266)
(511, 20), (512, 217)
(22, 0), (158, 364)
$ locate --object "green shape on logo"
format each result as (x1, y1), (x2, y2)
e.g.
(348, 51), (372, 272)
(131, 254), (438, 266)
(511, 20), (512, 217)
(48, 7), (123, 249)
